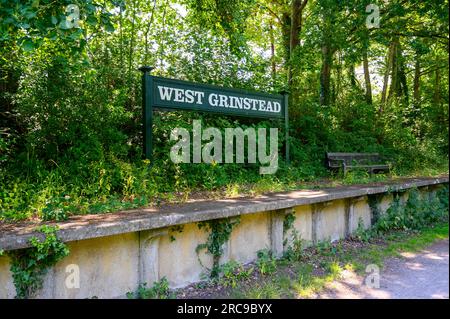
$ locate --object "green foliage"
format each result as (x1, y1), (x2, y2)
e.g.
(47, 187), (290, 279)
(187, 0), (255, 51)
(196, 217), (240, 278)
(282, 211), (296, 248)
(315, 239), (343, 257)
(352, 218), (372, 243)
(283, 229), (306, 262)
(0, 0), (448, 223)
(256, 249), (276, 275)
(7, 225), (69, 299)
(217, 260), (254, 288)
(351, 186), (450, 243)
(374, 187), (449, 233)
(41, 195), (71, 221)
(283, 212), (296, 235)
(126, 277), (174, 299)
(0, 0), (113, 52)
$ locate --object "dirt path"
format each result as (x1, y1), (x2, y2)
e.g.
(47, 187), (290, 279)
(316, 239), (449, 299)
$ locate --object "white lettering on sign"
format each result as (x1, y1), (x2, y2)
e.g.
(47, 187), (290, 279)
(158, 86), (205, 105)
(157, 85), (281, 114)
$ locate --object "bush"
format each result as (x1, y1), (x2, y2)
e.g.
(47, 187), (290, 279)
(374, 186), (449, 233)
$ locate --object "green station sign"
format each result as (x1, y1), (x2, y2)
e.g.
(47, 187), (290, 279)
(152, 76), (285, 119)
(139, 66), (289, 163)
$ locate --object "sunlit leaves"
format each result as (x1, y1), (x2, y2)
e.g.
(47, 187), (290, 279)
(0, 0), (115, 52)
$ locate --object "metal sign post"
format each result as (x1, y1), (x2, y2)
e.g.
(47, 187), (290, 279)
(283, 91), (290, 165)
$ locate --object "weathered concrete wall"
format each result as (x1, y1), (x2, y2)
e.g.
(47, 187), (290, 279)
(0, 256), (15, 299)
(0, 183), (446, 299)
(52, 232), (139, 299)
(288, 205), (313, 246)
(378, 193), (394, 215)
(159, 223), (212, 288)
(348, 196), (371, 233)
(0, 233), (139, 299)
(313, 200), (347, 243)
(229, 212), (271, 264)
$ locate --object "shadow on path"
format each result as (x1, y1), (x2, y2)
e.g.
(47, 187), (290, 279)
(316, 239), (449, 299)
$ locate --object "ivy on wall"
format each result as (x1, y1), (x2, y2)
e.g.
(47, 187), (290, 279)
(196, 217), (241, 278)
(7, 225), (69, 299)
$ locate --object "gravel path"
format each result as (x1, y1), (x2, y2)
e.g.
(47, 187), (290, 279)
(316, 239), (449, 299)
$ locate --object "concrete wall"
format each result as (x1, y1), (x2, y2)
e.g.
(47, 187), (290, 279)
(0, 256), (15, 299)
(229, 212), (271, 264)
(313, 200), (347, 243)
(0, 185), (444, 299)
(349, 196), (371, 233)
(159, 223), (212, 288)
(285, 204), (313, 247)
(0, 233), (139, 299)
(378, 193), (394, 215)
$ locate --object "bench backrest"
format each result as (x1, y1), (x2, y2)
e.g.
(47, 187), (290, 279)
(326, 152), (382, 168)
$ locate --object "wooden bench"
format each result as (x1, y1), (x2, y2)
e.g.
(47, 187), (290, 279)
(326, 152), (390, 175)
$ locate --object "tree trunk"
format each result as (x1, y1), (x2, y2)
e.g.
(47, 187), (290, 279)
(288, 0), (308, 85)
(387, 39), (408, 105)
(349, 64), (356, 87)
(281, 12), (291, 64)
(413, 55), (420, 104)
(320, 44), (332, 106)
(270, 22), (276, 81)
(334, 51), (342, 103)
(290, 0), (302, 56)
(0, 67), (20, 133)
(387, 39), (399, 105)
(434, 68), (441, 105)
(128, 0), (136, 79)
(380, 41), (395, 111)
(398, 46), (409, 104)
(363, 49), (373, 104)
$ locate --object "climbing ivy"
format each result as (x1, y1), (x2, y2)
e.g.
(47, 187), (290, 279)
(7, 225), (69, 299)
(196, 217), (240, 278)
(283, 212), (296, 235)
(282, 211), (296, 248)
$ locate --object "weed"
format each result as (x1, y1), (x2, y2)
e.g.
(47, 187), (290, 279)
(283, 229), (306, 261)
(352, 218), (373, 243)
(7, 226), (69, 299)
(127, 277), (174, 299)
(217, 260), (254, 288)
(256, 249), (277, 275)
